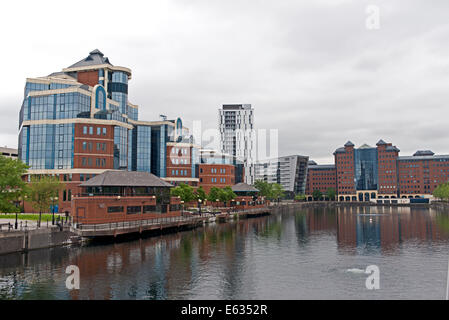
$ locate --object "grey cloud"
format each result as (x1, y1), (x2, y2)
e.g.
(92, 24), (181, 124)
(1, 0), (449, 162)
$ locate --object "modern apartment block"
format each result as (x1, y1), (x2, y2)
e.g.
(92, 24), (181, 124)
(306, 139), (449, 201)
(255, 155), (309, 198)
(0, 147), (18, 159)
(18, 50), (190, 213)
(218, 104), (255, 185)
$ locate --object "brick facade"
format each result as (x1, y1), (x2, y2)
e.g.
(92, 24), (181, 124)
(198, 164), (235, 193)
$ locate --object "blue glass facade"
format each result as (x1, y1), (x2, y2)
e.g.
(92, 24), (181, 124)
(109, 71), (128, 115)
(128, 106), (138, 121)
(151, 125), (168, 177)
(114, 126), (128, 169)
(21, 124), (74, 170)
(354, 147), (378, 190)
(20, 91), (91, 124)
(136, 126), (151, 172)
(18, 51), (189, 187)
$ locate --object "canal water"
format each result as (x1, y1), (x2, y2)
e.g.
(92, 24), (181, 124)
(1, 206), (449, 300)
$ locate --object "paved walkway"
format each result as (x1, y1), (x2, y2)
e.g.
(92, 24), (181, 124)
(0, 218), (65, 231)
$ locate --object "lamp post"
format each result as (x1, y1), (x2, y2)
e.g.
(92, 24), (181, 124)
(15, 196), (22, 230)
(51, 196), (58, 225)
(180, 200), (184, 216)
(198, 199), (202, 216)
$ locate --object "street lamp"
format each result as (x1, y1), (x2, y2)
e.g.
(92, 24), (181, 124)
(51, 196), (58, 225)
(15, 195), (26, 230)
(180, 200), (184, 216)
(198, 199), (202, 216)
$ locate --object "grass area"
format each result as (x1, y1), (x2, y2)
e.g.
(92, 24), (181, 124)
(0, 213), (62, 221)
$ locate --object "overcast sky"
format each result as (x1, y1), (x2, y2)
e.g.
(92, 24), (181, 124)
(1, 0), (449, 163)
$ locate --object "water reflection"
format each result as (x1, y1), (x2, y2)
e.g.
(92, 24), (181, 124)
(0, 206), (448, 299)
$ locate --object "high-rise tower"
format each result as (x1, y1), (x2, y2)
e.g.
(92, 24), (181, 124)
(218, 104), (255, 184)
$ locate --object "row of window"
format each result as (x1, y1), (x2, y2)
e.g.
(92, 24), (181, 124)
(83, 126), (107, 136)
(200, 177), (228, 183)
(171, 147), (189, 155)
(107, 204), (180, 214)
(171, 169), (189, 176)
(170, 158), (190, 165)
(82, 142), (107, 152)
(81, 157), (107, 167)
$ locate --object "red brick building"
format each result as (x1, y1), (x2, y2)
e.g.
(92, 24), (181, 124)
(164, 142), (199, 187)
(306, 140), (449, 201)
(198, 164), (235, 193)
(397, 150), (449, 198)
(376, 139), (400, 197)
(72, 171), (181, 225)
(334, 141), (356, 197)
(305, 161), (336, 199)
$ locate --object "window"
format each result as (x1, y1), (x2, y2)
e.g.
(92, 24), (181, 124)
(82, 142), (87, 151)
(102, 127), (107, 135)
(108, 206), (123, 213)
(89, 127), (93, 135)
(97, 127), (101, 135)
(127, 206), (141, 214)
(83, 126), (87, 135)
(143, 205), (156, 213)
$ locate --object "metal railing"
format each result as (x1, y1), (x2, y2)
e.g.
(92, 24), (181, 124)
(76, 215), (202, 231)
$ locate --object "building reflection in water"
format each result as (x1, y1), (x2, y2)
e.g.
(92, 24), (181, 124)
(1, 206), (449, 300)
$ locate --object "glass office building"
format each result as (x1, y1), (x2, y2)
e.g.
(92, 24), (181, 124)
(18, 50), (188, 214)
(354, 144), (378, 191)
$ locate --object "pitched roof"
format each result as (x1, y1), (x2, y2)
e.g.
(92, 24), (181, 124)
(413, 150), (434, 157)
(333, 147), (346, 154)
(68, 49), (112, 68)
(386, 146), (400, 152)
(359, 143), (373, 149)
(231, 183), (259, 193)
(344, 141), (355, 147)
(80, 170), (173, 187)
(376, 139), (387, 146)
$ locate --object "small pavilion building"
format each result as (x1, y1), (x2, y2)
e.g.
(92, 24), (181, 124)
(71, 170), (181, 225)
(231, 183), (267, 209)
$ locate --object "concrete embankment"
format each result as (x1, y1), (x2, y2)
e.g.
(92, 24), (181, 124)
(0, 227), (78, 255)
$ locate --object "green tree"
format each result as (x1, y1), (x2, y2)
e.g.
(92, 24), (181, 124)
(29, 175), (65, 227)
(433, 182), (449, 201)
(326, 187), (336, 201)
(294, 194), (306, 202)
(218, 186), (237, 206)
(195, 186), (207, 202)
(207, 187), (221, 202)
(271, 183), (285, 202)
(312, 189), (323, 201)
(170, 183), (196, 203)
(0, 156), (29, 214)
(254, 180), (272, 198)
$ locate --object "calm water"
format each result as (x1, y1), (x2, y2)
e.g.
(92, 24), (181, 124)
(1, 206), (449, 300)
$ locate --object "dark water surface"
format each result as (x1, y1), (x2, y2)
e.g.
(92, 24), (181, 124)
(1, 206), (449, 299)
